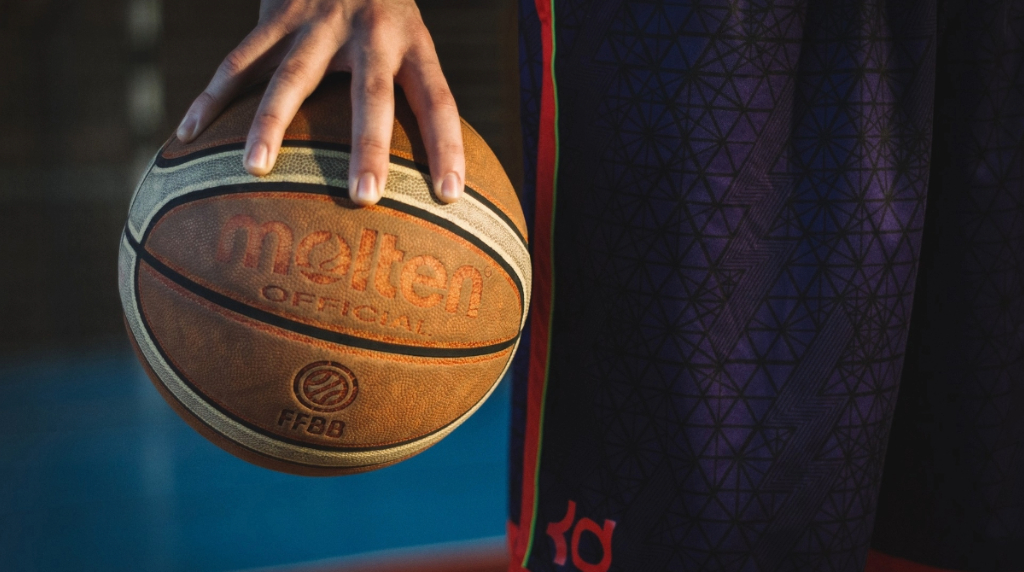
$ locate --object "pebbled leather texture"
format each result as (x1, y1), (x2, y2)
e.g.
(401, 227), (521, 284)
(119, 73), (530, 476)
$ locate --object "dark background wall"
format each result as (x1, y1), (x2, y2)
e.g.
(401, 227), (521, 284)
(0, 0), (520, 356)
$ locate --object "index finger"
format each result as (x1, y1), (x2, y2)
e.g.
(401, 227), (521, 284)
(177, 23), (286, 142)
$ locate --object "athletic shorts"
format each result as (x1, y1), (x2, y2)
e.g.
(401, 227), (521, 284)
(506, 1), (1024, 570)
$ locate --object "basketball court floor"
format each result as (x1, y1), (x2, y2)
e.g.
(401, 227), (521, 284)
(0, 345), (510, 571)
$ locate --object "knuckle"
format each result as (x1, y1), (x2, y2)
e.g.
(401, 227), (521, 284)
(406, 22), (433, 48)
(219, 50), (249, 78)
(441, 140), (464, 156)
(274, 61), (311, 90)
(359, 3), (394, 30)
(350, 34), (397, 75)
(253, 109), (288, 132)
(259, 20), (287, 39)
(356, 135), (391, 156)
(425, 86), (457, 112)
(312, 0), (346, 21)
(360, 75), (393, 99)
(275, 0), (306, 21)
(362, 27), (396, 57)
(194, 90), (219, 109)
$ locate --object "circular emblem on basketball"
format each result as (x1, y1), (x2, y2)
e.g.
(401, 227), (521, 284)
(293, 361), (359, 412)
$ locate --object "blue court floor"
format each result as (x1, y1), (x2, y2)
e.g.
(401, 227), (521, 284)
(0, 345), (510, 571)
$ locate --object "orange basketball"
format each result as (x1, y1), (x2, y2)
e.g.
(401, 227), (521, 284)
(117, 74), (530, 475)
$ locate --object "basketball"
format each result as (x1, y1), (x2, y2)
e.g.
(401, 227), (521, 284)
(117, 74), (531, 476)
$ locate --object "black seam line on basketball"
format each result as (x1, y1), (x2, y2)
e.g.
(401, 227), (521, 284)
(127, 234), (518, 358)
(137, 179), (528, 264)
(130, 242), (359, 461)
(151, 140), (529, 249)
(128, 235), (514, 457)
(137, 181), (526, 325)
(154, 141), (246, 168)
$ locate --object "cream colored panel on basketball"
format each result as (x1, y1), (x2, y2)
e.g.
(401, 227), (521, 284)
(125, 147), (349, 240)
(126, 147), (531, 323)
(119, 234), (507, 468)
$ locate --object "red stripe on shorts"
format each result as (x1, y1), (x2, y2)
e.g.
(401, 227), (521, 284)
(511, 0), (558, 570)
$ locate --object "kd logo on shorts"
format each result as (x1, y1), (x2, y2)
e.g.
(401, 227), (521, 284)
(545, 500), (616, 572)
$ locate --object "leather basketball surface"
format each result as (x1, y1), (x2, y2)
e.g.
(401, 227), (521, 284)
(118, 74), (531, 475)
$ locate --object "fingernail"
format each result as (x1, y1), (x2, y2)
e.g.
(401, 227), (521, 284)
(246, 143), (269, 173)
(355, 173), (379, 204)
(176, 114), (197, 141)
(439, 172), (462, 202)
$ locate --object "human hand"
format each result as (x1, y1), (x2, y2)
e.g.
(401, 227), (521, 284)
(175, 0), (464, 206)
